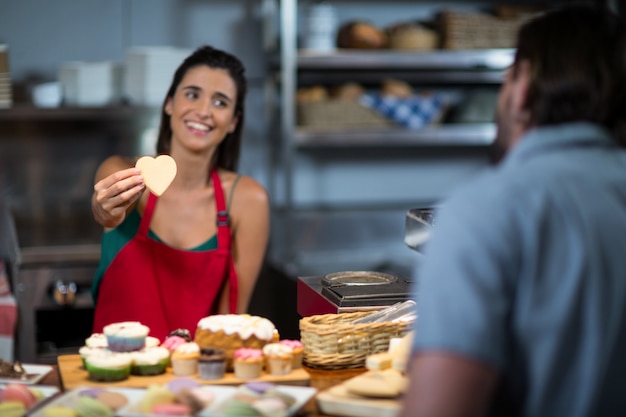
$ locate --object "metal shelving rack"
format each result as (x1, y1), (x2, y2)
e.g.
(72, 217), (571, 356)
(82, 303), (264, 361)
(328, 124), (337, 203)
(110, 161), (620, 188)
(263, 0), (515, 274)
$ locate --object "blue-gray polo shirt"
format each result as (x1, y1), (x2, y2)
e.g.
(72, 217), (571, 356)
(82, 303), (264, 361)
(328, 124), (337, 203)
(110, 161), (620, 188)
(412, 122), (626, 417)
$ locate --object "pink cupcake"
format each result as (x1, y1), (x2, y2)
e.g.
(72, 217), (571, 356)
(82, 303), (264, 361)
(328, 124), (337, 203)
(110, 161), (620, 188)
(233, 348), (264, 380)
(278, 340), (304, 369)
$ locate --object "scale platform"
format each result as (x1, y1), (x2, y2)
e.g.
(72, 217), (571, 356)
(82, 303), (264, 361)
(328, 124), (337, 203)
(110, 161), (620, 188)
(297, 271), (414, 317)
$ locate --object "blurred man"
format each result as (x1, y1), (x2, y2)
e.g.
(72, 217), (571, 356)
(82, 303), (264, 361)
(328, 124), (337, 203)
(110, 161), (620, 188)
(401, 4), (626, 417)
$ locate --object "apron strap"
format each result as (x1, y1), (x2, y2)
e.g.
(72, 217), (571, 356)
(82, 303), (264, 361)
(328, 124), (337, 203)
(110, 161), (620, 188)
(138, 192), (158, 237)
(210, 170), (238, 314)
(211, 170), (231, 251)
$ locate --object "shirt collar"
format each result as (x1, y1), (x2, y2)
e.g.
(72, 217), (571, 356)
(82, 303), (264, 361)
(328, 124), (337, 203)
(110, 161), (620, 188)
(502, 122), (616, 166)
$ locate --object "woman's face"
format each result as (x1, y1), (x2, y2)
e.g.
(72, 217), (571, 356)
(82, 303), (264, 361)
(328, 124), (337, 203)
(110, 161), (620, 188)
(165, 65), (239, 154)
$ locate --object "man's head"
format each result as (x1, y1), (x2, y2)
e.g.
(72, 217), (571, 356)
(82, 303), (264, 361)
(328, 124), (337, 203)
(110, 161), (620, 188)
(493, 4), (626, 160)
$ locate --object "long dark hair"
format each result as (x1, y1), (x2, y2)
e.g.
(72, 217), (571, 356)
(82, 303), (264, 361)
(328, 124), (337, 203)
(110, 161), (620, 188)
(514, 4), (626, 144)
(156, 45), (247, 175)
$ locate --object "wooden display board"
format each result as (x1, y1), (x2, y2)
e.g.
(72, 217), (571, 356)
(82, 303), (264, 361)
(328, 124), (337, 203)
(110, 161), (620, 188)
(57, 354), (311, 391)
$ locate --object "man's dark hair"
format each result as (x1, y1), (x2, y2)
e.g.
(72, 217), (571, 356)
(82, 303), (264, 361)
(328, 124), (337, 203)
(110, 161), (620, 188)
(514, 4), (626, 144)
(156, 45), (247, 177)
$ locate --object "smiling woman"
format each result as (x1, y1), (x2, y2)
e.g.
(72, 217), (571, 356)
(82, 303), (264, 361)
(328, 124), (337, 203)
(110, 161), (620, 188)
(89, 45), (270, 342)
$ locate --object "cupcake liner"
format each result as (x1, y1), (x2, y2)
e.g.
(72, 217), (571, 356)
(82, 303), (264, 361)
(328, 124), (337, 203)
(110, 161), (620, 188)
(265, 357), (292, 376)
(171, 358), (198, 376)
(198, 361), (226, 380)
(234, 360), (263, 380)
(85, 363), (131, 382)
(106, 336), (146, 352)
(131, 359), (169, 376)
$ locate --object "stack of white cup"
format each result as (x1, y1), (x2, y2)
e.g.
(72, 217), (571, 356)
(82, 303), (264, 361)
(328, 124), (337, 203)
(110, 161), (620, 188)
(303, 3), (338, 52)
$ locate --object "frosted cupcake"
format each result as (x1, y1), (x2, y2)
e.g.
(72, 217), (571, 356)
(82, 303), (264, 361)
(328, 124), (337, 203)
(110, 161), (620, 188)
(278, 340), (304, 369)
(145, 336), (161, 348)
(78, 345), (108, 368)
(130, 346), (171, 376)
(171, 342), (200, 376)
(161, 335), (188, 354)
(233, 348), (264, 380)
(85, 352), (132, 382)
(103, 321), (150, 352)
(198, 348), (226, 380)
(262, 343), (293, 376)
(85, 333), (108, 348)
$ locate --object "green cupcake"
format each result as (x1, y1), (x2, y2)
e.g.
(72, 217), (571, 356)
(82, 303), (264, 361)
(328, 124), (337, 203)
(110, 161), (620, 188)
(130, 347), (170, 376)
(85, 353), (132, 382)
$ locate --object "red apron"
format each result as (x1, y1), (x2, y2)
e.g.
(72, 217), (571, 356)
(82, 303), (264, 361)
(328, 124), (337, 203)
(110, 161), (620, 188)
(92, 170), (238, 341)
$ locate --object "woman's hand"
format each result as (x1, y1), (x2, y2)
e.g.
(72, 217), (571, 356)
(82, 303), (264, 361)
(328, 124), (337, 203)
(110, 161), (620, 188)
(92, 166), (145, 229)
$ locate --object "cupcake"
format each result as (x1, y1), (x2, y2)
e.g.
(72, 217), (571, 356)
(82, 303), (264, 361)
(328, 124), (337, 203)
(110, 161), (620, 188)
(85, 352), (132, 382)
(85, 333), (108, 348)
(161, 335), (188, 354)
(278, 340), (304, 369)
(262, 343), (293, 376)
(145, 336), (161, 348)
(198, 349), (226, 380)
(167, 328), (192, 342)
(78, 345), (108, 368)
(171, 342), (200, 376)
(130, 347), (170, 376)
(233, 348), (264, 380)
(103, 321), (150, 352)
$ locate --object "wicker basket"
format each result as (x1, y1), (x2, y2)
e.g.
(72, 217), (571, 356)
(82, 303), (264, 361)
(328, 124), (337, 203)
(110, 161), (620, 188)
(438, 10), (529, 50)
(297, 100), (394, 130)
(299, 311), (412, 369)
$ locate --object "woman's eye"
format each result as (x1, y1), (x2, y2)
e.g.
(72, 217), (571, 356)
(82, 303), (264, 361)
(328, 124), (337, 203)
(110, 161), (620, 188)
(185, 91), (199, 100)
(214, 99), (227, 107)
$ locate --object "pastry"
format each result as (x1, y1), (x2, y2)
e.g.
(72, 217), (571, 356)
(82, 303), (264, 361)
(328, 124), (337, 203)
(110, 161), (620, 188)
(233, 348), (264, 379)
(262, 343), (293, 376)
(40, 405), (77, 417)
(381, 78), (413, 98)
(95, 391), (129, 411)
(1, 383), (37, 408)
(337, 21), (387, 49)
(296, 85), (328, 103)
(84, 333), (108, 348)
(344, 368), (407, 398)
(161, 335), (188, 354)
(0, 402), (27, 417)
(278, 340), (304, 369)
(170, 342), (200, 376)
(386, 22), (439, 50)
(73, 396), (114, 417)
(135, 155), (177, 196)
(130, 346), (170, 376)
(365, 352), (393, 371)
(194, 314), (278, 369)
(139, 384), (176, 413)
(84, 352), (132, 382)
(103, 321), (150, 352)
(197, 348), (226, 380)
(330, 82), (365, 101)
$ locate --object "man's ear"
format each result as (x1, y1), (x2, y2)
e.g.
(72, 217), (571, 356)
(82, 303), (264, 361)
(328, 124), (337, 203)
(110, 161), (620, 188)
(513, 60), (531, 125)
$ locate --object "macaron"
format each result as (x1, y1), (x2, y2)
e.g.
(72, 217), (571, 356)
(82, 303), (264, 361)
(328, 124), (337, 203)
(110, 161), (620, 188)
(0, 401), (27, 417)
(151, 403), (191, 416)
(96, 391), (128, 411)
(74, 395), (114, 417)
(1, 383), (37, 407)
(43, 405), (78, 417)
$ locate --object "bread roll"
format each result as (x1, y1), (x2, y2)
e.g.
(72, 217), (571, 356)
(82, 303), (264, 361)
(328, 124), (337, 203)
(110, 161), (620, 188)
(337, 21), (387, 49)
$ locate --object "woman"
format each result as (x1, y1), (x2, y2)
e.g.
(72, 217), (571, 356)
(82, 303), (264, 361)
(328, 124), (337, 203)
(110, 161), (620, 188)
(90, 45), (270, 341)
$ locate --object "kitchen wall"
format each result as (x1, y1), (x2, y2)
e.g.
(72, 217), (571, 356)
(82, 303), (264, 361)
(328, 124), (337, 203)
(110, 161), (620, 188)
(0, 0), (494, 275)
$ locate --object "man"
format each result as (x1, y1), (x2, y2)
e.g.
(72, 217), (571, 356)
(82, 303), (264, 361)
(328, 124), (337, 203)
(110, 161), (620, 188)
(401, 4), (626, 417)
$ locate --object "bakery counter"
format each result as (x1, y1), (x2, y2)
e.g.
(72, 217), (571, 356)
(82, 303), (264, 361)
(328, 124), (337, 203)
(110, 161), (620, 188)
(38, 363), (367, 417)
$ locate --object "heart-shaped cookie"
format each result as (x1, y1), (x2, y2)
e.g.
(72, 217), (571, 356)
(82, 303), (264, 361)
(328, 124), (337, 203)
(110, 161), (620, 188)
(135, 155), (177, 196)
